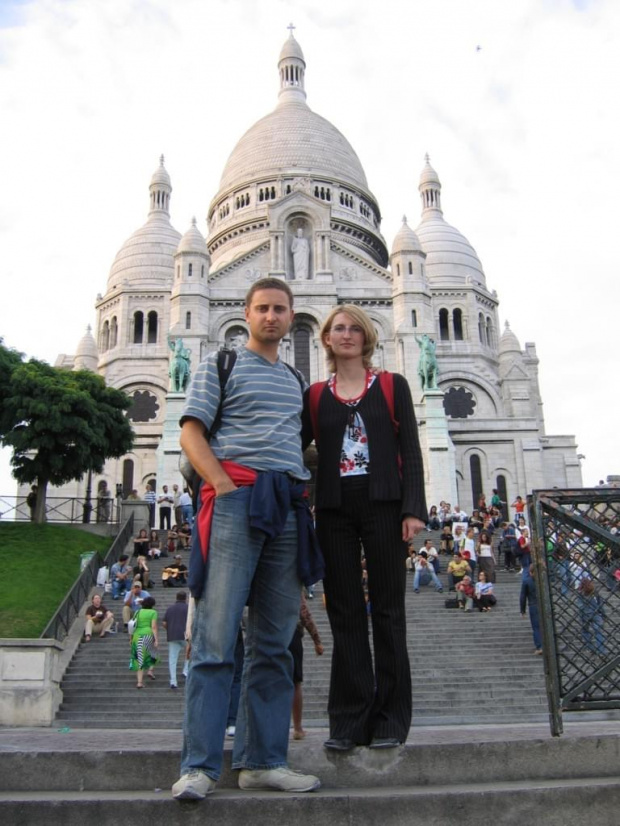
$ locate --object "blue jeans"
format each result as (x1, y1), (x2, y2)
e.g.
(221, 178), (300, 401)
(168, 640), (188, 686)
(413, 568), (443, 591)
(181, 486), (300, 780)
(528, 604), (542, 650)
(111, 578), (129, 599)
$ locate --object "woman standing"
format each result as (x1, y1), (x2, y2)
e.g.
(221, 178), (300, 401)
(303, 305), (427, 751)
(477, 530), (496, 583)
(130, 595), (159, 688)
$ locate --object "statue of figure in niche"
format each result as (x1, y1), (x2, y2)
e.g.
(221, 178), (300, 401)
(415, 333), (439, 392)
(168, 337), (191, 393)
(291, 228), (310, 280)
(225, 327), (249, 351)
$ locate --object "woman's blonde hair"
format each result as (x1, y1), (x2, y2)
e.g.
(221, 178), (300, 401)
(320, 304), (378, 372)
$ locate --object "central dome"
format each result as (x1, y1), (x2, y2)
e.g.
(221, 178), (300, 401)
(218, 97), (369, 194)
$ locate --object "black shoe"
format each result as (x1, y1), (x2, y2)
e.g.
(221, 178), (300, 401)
(324, 738), (356, 751)
(369, 737), (401, 749)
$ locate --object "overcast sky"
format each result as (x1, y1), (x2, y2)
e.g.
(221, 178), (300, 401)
(0, 0), (617, 496)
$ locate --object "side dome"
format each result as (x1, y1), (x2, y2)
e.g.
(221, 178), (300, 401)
(177, 217), (208, 255)
(73, 325), (98, 372)
(391, 216), (422, 255)
(499, 321), (522, 356)
(415, 156), (486, 287)
(106, 157), (181, 291)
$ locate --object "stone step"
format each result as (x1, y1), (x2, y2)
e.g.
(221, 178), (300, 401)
(3, 778), (620, 826)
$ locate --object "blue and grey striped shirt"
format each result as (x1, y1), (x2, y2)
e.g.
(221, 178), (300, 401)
(181, 348), (310, 481)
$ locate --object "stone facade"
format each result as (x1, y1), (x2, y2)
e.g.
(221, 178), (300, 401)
(48, 32), (581, 511)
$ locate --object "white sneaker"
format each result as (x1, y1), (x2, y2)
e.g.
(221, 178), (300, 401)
(238, 767), (320, 793)
(172, 770), (216, 800)
(226, 725), (236, 737)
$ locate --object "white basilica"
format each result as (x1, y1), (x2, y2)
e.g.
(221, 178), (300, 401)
(54, 32), (582, 510)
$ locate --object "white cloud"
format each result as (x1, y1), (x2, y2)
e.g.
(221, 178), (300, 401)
(0, 0), (618, 496)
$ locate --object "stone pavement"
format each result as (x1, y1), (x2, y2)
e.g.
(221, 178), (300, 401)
(2, 718), (620, 752)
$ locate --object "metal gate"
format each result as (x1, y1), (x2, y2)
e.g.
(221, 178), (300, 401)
(529, 489), (620, 735)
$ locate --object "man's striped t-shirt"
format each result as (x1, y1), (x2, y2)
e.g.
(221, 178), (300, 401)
(181, 348), (310, 481)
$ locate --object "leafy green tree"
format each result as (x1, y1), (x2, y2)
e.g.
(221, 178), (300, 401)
(0, 348), (134, 522)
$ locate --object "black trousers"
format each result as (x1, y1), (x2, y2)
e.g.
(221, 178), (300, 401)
(316, 476), (412, 744)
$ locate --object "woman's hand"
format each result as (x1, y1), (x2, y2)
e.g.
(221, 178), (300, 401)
(402, 517), (425, 541)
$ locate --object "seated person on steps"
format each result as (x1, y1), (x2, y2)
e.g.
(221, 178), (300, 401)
(413, 550), (443, 594)
(85, 593), (115, 640)
(455, 576), (474, 612)
(123, 579), (151, 630)
(110, 554), (133, 599)
(162, 555), (188, 587)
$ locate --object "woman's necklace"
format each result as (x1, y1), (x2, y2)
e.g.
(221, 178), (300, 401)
(333, 369), (370, 402)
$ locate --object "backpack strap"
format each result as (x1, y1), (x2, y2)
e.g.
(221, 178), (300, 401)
(309, 381), (328, 446)
(208, 348), (238, 438)
(378, 371), (399, 434)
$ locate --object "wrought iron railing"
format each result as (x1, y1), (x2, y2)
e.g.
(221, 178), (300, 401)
(0, 495), (121, 524)
(40, 513), (134, 642)
(529, 488), (620, 736)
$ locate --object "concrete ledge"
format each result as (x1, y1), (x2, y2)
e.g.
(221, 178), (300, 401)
(0, 639), (65, 727)
(1, 778), (620, 826)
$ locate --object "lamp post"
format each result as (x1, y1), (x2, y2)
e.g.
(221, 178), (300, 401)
(82, 468), (93, 523)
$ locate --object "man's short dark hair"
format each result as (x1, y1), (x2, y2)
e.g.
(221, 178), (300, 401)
(245, 278), (294, 308)
(176, 591), (187, 601)
(119, 554), (128, 562)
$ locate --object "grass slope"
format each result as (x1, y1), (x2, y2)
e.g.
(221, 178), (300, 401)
(0, 524), (111, 638)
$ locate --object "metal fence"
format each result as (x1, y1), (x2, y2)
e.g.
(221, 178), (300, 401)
(0, 495), (121, 524)
(40, 513), (134, 642)
(530, 488), (620, 736)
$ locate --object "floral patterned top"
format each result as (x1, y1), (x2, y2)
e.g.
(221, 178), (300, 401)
(328, 372), (376, 477)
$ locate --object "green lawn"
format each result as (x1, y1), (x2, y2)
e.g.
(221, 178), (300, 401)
(0, 524), (111, 638)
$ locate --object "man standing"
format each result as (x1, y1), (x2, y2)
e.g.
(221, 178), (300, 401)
(172, 278), (320, 800)
(144, 483), (157, 528)
(163, 591), (189, 689)
(158, 485), (174, 530)
(172, 483), (183, 528)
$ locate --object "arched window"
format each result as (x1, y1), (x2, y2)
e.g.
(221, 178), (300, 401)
(122, 459), (134, 498)
(396, 263), (400, 277)
(147, 311), (158, 344)
(470, 455), (483, 511)
(110, 316), (118, 348)
(478, 313), (485, 344)
(185, 311), (191, 330)
(496, 475), (508, 519)
(101, 320), (110, 351)
(188, 263), (193, 277)
(133, 311), (144, 344)
(486, 316), (493, 347)
(408, 261), (413, 275)
(411, 310), (417, 327)
(176, 265), (180, 280)
(439, 308), (450, 341)
(201, 265), (205, 278)
(293, 325), (312, 382)
(453, 308), (463, 341)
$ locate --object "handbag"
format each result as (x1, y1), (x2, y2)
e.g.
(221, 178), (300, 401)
(127, 609), (140, 635)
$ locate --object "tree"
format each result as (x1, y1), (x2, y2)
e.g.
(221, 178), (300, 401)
(0, 348), (134, 522)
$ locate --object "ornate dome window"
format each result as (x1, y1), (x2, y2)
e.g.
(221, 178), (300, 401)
(443, 386), (476, 419)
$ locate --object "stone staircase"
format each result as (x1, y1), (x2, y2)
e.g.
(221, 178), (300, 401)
(2, 724), (620, 825)
(55, 530), (548, 728)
